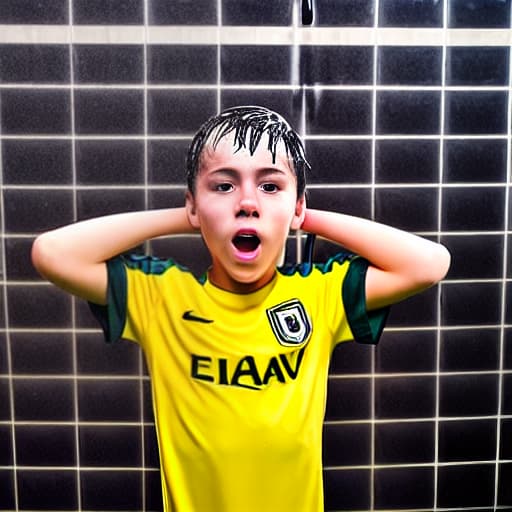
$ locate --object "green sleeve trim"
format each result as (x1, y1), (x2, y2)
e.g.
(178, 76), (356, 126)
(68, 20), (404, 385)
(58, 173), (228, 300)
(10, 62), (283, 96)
(88, 257), (127, 344)
(342, 257), (389, 345)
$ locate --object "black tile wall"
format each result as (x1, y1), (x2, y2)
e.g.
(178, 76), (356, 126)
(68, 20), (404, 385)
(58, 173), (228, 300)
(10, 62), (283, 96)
(379, 0), (443, 27)
(148, 45), (217, 84)
(315, 0), (374, 26)
(73, 45), (144, 84)
(449, 0), (512, 28)
(378, 46), (442, 85)
(222, 0), (292, 26)
(73, 0), (143, 25)
(0, 0), (68, 24)
(1, 2), (510, 511)
(0, 45), (69, 83)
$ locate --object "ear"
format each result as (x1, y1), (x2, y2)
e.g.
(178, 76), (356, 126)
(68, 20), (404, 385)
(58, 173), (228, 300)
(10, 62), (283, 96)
(290, 195), (306, 230)
(185, 191), (201, 229)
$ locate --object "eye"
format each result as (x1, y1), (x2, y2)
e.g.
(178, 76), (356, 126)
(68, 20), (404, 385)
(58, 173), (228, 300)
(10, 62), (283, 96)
(259, 182), (279, 193)
(214, 182), (234, 193)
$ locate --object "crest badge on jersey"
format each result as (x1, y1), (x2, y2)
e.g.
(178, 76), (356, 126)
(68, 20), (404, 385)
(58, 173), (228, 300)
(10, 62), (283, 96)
(266, 299), (312, 347)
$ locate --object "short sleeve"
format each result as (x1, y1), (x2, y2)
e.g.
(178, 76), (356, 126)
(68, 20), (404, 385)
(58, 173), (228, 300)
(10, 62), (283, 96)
(88, 257), (128, 344)
(342, 257), (389, 345)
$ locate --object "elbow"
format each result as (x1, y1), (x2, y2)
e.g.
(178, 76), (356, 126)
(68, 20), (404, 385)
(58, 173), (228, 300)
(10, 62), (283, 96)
(422, 243), (451, 288)
(31, 232), (58, 280)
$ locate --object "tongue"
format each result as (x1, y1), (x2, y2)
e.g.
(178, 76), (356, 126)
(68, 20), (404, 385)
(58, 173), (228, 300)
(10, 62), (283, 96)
(234, 235), (259, 252)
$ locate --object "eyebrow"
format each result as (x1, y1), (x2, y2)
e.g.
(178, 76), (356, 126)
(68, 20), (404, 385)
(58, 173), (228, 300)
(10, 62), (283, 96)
(208, 167), (290, 179)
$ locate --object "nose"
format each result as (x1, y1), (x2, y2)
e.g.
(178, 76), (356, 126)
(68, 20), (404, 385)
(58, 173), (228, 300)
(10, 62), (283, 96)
(236, 185), (260, 218)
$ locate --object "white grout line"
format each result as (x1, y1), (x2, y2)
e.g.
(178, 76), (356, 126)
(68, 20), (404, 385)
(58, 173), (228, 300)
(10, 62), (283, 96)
(67, 2), (83, 509)
(494, 6), (512, 507)
(0, 67), (21, 512)
(434, 3), (448, 509)
(0, 25), (510, 46)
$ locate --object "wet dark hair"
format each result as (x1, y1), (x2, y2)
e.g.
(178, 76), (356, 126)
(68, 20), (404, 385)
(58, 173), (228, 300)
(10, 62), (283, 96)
(186, 106), (309, 197)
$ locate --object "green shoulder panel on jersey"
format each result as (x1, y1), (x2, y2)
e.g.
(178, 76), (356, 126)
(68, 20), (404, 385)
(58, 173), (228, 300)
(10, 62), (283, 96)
(278, 251), (353, 277)
(342, 256), (389, 345)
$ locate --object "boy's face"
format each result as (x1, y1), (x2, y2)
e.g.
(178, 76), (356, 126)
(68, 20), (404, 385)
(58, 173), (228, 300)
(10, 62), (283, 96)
(186, 133), (305, 293)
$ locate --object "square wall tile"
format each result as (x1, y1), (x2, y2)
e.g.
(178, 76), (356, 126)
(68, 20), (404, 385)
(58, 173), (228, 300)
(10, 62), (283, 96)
(329, 340), (372, 375)
(11, 333), (74, 375)
(323, 469), (370, 510)
(442, 186), (505, 231)
(16, 425), (76, 466)
(378, 46), (442, 85)
(149, 0), (217, 24)
(447, 46), (509, 86)
(375, 467), (434, 509)
(18, 470), (78, 510)
(0, 0), (68, 23)
(449, 0), (511, 28)
(377, 91), (441, 135)
(222, 0), (292, 25)
(375, 187), (438, 231)
(73, 45), (144, 84)
(0, 45), (69, 83)
(80, 470), (142, 510)
(76, 140), (145, 185)
(148, 45), (217, 84)
(443, 139), (507, 183)
(315, 0), (374, 26)
(222, 46), (291, 85)
(439, 419), (497, 462)
(375, 139), (439, 184)
(75, 90), (144, 135)
(440, 328), (500, 372)
(439, 374), (499, 417)
(376, 330), (437, 373)
(379, 0), (444, 27)
(306, 90), (372, 135)
(301, 46), (373, 85)
(1, 89), (71, 135)
(442, 234), (504, 280)
(2, 139), (72, 185)
(306, 188), (371, 218)
(437, 464), (495, 508)
(79, 425), (142, 467)
(375, 376), (436, 419)
(386, 286), (439, 328)
(13, 379), (75, 421)
(441, 282), (502, 326)
(325, 377), (371, 421)
(375, 421), (435, 464)
(148, 89), (217, 134)
(323, 423), (371, 466)
(77, 189), (146, 220)
(4, 189), (74, 234)
(73, 0), (143, 24)
(6, 237), (42, 281)
(8, 285), (72, 329)
(148, 139), (190, 185)
(306, 139), (372, 184)
(445, 91), (508, 135)
(78, 379), (140, 422)
(77, 333), (141, 376)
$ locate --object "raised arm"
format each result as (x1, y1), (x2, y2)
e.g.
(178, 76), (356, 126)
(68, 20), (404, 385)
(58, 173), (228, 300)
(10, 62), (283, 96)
(300, 208), (450, 311)
(31, 207), (193, 305)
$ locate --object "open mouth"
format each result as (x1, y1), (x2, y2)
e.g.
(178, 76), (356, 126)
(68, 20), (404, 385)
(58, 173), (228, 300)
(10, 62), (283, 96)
(232, 233), (261, 253)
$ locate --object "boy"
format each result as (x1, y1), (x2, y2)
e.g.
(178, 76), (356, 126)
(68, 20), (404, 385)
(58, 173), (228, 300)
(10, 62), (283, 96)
(32, 106), (450, 511)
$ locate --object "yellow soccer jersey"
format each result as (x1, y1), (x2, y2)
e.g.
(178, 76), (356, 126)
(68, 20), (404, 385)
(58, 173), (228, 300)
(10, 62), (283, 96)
(90, 253), (388, 512)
